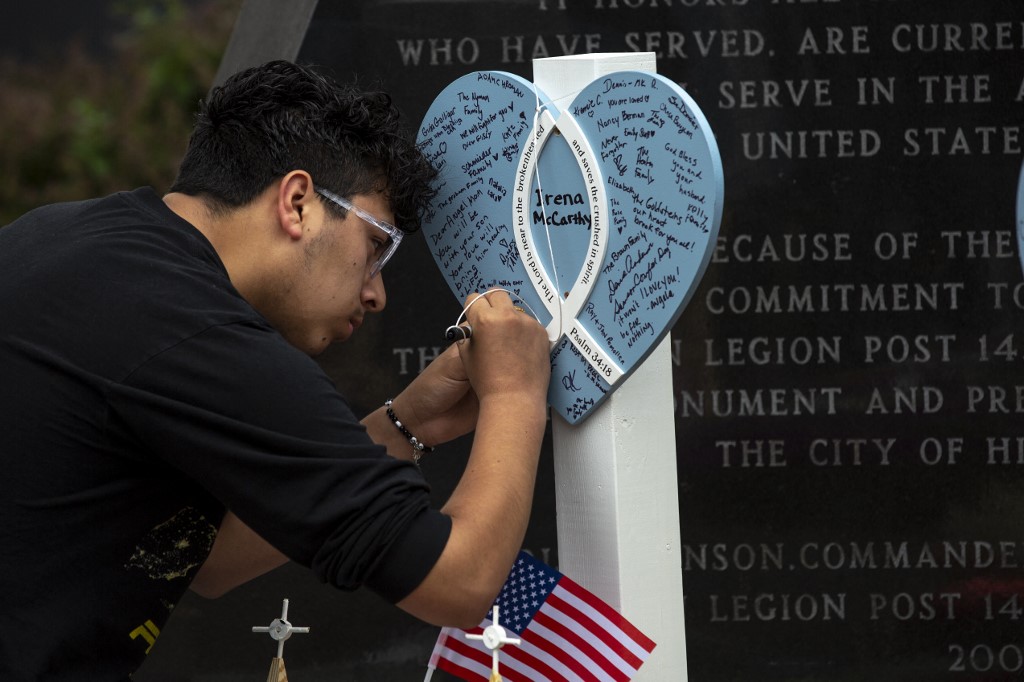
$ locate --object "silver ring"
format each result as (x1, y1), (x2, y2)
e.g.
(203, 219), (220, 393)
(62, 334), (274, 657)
(445, 323), (473, 343)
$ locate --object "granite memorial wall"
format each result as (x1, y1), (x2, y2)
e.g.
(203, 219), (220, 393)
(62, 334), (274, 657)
(138, 1), (1024, 680)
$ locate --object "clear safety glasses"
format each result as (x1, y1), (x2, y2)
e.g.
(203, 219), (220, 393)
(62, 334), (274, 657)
(315, 186), (403, 278)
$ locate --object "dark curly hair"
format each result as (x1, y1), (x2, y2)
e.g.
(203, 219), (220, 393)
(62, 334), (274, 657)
(170, 60), (437, 232)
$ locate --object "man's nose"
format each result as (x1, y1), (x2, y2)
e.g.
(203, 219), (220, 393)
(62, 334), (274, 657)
(363, 271), (386, 312)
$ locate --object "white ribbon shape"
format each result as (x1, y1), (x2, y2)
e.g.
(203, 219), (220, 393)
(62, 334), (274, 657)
(512, 106), (624, 385)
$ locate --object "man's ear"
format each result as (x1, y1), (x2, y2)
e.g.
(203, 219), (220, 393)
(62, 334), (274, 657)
(276, 171), (315, 241)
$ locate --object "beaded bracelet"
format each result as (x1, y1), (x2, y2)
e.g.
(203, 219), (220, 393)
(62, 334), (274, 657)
(384, 399), (434, 464)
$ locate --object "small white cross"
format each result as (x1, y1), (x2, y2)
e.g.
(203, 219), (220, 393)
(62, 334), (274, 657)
(252, 598), (310, 660)
(465, 605), (521, 678)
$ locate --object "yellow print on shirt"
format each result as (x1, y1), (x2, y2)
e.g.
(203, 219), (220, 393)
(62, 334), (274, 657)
(129, 619), (161, 654)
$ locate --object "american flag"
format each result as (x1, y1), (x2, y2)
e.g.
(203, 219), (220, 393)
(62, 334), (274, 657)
(426, 551), (656, 681)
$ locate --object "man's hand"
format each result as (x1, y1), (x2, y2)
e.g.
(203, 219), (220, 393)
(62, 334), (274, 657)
(365, 290), (550, 459)
(389, 343), (478, 448)
(453, 290), (551, 409)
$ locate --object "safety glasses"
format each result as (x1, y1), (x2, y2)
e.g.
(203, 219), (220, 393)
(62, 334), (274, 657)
(315, 186), (403, 278)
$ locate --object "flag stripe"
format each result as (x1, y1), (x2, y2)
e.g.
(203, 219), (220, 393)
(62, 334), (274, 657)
(494, 659), (532, 682)
(437, 657), (489, 681)
(547, 590), (646, 671)
(428, 628), (445, 668)
(559, 579), (656, 654)
(429, 627), (456, 668)
(533, 608), (630, 681)
(505, 638), (580, 682)
(436, 638), (493, 681)
(542, 598), (643, 676)
(520, 616), (615, 682)
(444, 635), (491, 668)
(512, 618), (593, 675)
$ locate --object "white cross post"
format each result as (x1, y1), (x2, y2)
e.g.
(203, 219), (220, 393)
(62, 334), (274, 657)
(535, 53), (688, 681)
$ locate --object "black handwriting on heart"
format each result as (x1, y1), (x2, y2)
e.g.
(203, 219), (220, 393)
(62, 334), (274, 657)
(417, 70), (723, 423)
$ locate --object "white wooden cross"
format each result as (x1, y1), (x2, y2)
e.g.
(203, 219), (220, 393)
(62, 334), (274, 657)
(535, 52), (689, 681)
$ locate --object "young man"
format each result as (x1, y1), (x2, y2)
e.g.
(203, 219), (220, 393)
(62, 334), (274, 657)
(0, 60), (551, 680)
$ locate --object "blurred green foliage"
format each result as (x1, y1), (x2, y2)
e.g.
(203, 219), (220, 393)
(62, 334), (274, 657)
(0, 0), (243, 225)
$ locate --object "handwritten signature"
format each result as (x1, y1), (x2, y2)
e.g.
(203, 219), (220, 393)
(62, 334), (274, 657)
(561, 370), (581, 393)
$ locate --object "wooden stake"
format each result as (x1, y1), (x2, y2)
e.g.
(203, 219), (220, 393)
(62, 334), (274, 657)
(266, 657), (288, 682)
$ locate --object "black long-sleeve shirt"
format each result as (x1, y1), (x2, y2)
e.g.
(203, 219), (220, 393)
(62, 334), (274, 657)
(0, 188), (450, 681)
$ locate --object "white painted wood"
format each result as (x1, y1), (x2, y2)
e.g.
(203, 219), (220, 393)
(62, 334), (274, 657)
(535, 53), (688, 681)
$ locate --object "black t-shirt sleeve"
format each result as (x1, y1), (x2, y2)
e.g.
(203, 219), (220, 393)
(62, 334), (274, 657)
(106, 321), (451, 602)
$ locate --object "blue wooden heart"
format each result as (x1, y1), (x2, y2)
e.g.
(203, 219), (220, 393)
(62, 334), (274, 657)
(417, 70), (723, 424)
